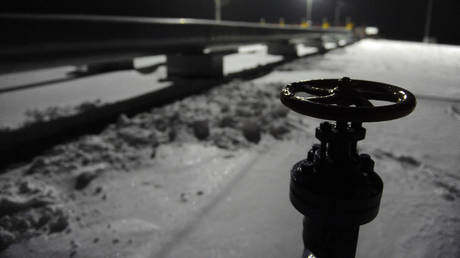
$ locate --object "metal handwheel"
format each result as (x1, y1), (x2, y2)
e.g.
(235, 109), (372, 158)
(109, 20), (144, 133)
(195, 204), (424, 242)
(280, 77), (416, 258)
(280, 77), (416, 122)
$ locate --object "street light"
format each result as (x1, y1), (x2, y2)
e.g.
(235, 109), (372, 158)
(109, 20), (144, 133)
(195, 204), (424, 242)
(215, 0), (221, 21)
(306, 0), (313, 25)
(423, 0), (434, 42)
(214, 0), (230, 22)
(334, 1), (345, 26)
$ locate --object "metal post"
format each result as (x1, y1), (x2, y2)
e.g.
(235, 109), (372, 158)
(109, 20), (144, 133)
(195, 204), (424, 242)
(423, 0), (433, 42)
(215, 0), (221, 21)
(306, 0), (313, 25)
(334, 1), (344, 26)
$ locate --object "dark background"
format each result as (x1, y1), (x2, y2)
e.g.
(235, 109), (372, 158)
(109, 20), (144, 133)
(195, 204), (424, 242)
(3, 0), (460, 45)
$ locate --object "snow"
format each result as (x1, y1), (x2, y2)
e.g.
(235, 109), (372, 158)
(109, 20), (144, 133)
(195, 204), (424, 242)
(0, 68), (171, 128)
(0, 66), (75, 91)
(0, 45), (287, 129)
(0, 79), (296, 255)
(255, 39), (460, 100)
(0, 39), (459, 257)
(224, 52), (282, 75)
(261, 39), (460, 258)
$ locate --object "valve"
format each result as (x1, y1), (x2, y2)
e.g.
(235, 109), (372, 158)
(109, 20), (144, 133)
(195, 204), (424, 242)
(280, 77), (416, 258)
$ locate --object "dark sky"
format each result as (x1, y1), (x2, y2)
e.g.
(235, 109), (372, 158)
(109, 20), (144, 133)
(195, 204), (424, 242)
(3, 0), (460, 45)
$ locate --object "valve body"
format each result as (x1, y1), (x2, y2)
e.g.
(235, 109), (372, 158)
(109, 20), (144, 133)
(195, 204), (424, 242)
(290, 121), (383, 258)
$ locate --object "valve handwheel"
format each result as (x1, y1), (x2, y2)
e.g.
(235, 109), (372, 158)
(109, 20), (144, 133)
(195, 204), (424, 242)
(281, 77), (416, 258)
(280, 77), (416, 122)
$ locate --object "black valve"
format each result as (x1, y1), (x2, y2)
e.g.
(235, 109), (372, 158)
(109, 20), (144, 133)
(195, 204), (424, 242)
(280, 77), (416, 258)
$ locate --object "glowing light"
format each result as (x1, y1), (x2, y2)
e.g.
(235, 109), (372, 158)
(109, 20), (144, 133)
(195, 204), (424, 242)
(365, 27), (379, 35)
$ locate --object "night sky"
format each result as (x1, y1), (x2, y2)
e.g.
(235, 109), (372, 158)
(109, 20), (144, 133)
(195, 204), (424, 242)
(3, 0), (460, 45)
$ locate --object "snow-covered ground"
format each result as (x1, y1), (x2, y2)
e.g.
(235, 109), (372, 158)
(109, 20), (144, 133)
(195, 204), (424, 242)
(0, 43), (320, 129)
(256, 39), (460, 100)
(264, 40), (460, 257)
(0, 44), (289, 129)
(0, 39), (459, 257)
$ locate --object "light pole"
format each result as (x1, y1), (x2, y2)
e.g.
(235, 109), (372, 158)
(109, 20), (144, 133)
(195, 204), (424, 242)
(215, 0), (221, 21)
(423, 0), (433, 42)
(306, 0), (313, 25)
(334, 1), (345, 26)
(215, 0), (231, 22)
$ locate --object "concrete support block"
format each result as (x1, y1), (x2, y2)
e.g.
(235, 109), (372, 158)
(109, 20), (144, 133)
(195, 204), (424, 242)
(267, 42), (298, 57)
(167, 53), (224, 78)
(306, 38), (326, 54)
